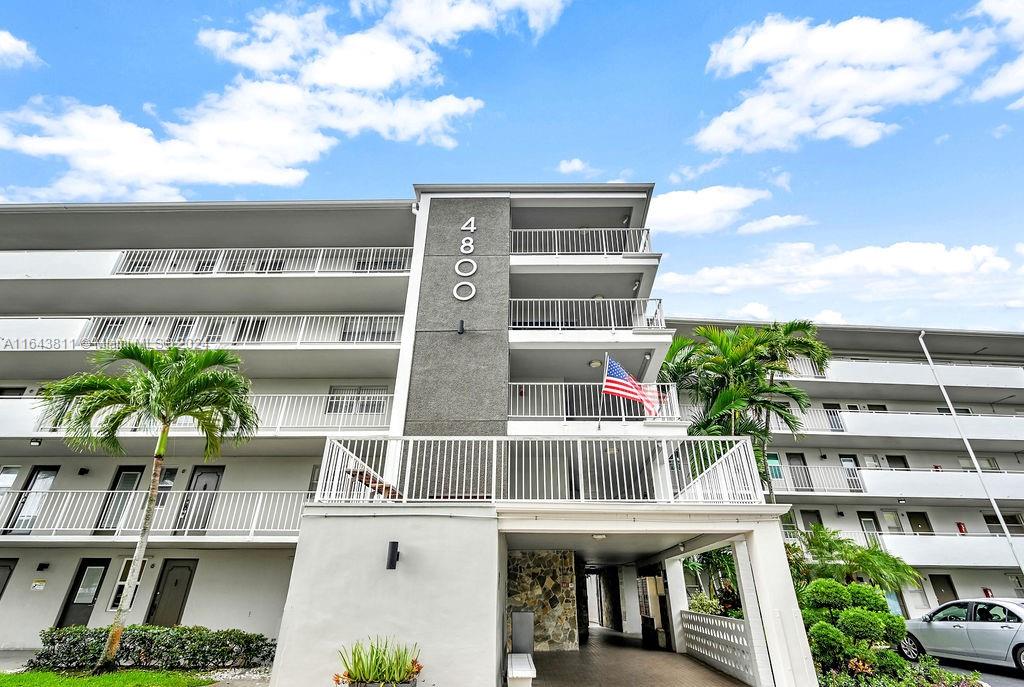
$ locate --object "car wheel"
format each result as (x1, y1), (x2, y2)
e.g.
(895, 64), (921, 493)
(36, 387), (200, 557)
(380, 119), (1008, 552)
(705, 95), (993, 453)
(1014, 644), (1024, 674)
(899, 635), (924, 661)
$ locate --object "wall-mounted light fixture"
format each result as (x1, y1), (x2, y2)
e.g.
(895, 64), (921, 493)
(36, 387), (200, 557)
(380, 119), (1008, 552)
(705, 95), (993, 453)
(643, 352), (652, 361)
(592, 534), (607, 540)
(588, 359), (602, 368)
(897, 498), (907, 505)
(28, 438), (42, 447)
(386, 541), (400, 570)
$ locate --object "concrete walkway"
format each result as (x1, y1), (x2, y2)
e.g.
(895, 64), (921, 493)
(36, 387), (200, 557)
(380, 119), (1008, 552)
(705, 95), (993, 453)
(0, 650), (33, 673)
(532, 626), (743, 687)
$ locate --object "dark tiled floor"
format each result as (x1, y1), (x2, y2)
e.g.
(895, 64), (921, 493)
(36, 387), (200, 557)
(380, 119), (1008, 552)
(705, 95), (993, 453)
(531, 626), (743, 686)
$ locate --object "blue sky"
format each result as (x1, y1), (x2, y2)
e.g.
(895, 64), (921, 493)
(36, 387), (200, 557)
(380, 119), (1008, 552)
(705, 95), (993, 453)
(1, 1), (1023, 331)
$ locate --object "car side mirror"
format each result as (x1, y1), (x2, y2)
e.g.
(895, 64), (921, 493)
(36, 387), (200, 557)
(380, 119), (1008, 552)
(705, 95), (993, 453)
(921, 614), (931, 623)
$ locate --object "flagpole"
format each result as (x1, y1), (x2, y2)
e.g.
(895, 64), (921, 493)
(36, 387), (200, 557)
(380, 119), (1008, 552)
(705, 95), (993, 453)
(598, 352), (609, 432)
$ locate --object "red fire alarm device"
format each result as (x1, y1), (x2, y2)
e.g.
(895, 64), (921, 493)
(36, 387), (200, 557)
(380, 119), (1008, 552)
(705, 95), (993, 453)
(956, 521), (968, 534)
(982, 587), (994, 598)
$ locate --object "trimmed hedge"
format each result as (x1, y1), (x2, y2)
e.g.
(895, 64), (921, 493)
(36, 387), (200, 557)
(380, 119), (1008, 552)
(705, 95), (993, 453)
(802, 578), (851, 614)
(836, 607), (886, 644)
(808, 622), (848, 672)
(28, 625), (276, 670)
(847, 583), (888, 613)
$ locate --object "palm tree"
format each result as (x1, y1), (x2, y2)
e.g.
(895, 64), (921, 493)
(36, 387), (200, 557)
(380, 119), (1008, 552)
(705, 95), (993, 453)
(796, 525), (920, 592)
(39, 344), (259, 674)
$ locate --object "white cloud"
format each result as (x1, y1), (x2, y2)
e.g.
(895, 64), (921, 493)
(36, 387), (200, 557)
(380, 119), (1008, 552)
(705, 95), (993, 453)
(647, 186), (771, 234)
(736, 214), (815, 235)
(655, 242), (1016, 310)
(934, 132), (951, 144)
(668, 157), (726, 184)
(1016, 242), (1024, 256)
(764, 168), (791, 191)
(971, 0), (1024, 107)
(557, 157), (596, 175)
(812, 309), (847, 324)
(992, 123), (1013, 137)
(728, 302), (773, 320)
(0, 28), (40, 69)
(0, 2), (563, 202)
(695, 14), (995, 153)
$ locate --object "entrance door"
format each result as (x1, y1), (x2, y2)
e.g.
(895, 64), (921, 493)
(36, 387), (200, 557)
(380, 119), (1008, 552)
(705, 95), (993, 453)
(94, 466), (145, 534)
(858, 511), (881, 546)
(0, 559), (16, 600)
(800, 509), (824, 530)
(907, 512), (934, 534)
(822, 403), (845, 431)
(931, 574), (959, 605)
(5, 466), (59, 533)
(786, 453), (813, 491)
(839, 454), (863, 491)
(57, 558), (109, 627)
(175, 467), (223, 534)
(146, 559), (197, 626)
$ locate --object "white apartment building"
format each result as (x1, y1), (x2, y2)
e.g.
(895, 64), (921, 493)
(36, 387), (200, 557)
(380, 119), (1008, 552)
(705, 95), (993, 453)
(0, 184), (817, 687)
(671, 319), (1024, 618)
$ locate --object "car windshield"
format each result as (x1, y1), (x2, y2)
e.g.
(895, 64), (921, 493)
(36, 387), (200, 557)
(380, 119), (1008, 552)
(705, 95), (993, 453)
(931, 603), (968, 622)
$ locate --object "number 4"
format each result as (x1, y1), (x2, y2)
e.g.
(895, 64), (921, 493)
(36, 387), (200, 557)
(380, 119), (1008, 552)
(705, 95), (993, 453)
(461, 217), (476, 232)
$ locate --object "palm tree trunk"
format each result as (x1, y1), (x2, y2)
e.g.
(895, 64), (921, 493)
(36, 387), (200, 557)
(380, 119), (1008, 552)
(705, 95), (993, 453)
(93, 424), (170, 674)
(762, 371), (777, 504)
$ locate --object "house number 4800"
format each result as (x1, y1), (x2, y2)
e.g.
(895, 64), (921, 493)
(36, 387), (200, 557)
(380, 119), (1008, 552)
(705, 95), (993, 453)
(453, 217), (478, 301)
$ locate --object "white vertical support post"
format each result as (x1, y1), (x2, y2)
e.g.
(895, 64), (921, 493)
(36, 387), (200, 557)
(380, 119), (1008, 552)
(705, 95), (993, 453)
(663, 555), (689, 654)
(491, 439), (498, 502)
(731, 539), (774, 687)
(742, 522), (817, 687)
(575, 439), (586, 501)
(249, 492), (265, 538)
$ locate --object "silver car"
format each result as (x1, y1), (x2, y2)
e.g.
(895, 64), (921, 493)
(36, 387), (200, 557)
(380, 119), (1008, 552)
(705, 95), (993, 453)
(900, 598), (1024, 673)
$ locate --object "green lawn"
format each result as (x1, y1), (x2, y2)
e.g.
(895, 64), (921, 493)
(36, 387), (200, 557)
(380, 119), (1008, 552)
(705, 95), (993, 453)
(0, 671), (215, 687)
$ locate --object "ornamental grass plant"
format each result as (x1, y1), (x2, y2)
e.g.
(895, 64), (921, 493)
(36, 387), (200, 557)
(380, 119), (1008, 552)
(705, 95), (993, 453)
(334, 638), (422, 686)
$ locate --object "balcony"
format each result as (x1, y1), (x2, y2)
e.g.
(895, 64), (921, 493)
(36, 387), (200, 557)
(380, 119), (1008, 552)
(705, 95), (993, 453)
(509, 299), (665, 330)
(1, 393), (393, 438)
(315, 435), (763, 505)
(781, 356), (1024, 399)
(787, 529), (1024, 569)
(510, 228), (652, 255)
(508, 382), (682, 422)
(0, 314), (403, 377)
(770, 464), (1024, 504)
(0, 489), (305, 542)
(112, 247), (412, 275)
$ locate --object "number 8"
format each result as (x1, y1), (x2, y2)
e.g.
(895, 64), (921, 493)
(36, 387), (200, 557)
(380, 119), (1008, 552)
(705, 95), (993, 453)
(460, 236), (474, 254)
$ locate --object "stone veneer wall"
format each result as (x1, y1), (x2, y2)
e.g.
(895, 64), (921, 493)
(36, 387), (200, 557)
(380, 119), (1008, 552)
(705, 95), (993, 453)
(506, 550), (579, 651)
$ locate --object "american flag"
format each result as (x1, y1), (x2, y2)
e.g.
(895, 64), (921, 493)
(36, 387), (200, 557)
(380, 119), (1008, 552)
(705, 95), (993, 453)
(602, 356), (658, 416)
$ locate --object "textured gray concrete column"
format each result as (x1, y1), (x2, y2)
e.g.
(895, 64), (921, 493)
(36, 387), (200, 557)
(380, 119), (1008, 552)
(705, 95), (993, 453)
(731, 539), (775, 687)
(404, 197), (510, 436)
(662, 555), (689, 654)
(742, 522), (817, 687)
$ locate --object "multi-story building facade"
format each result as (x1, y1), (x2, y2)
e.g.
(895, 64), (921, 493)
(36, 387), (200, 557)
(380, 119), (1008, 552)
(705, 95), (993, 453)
(0, 185), (820, 687)
(671, 319), (1024, 618)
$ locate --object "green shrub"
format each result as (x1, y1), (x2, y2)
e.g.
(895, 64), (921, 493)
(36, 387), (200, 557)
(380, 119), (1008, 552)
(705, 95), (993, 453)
(28, 625), (275, 670)
(803, 578), (852, 613)
(801, 607), (829, 629)
(872, 649), (908, 678)
(809, 621), (849, 671)
(847, 583), (888, 613)
(688, 592), (723, 615)
(837, 607), (885, 644)
(878, 613), (906, 645)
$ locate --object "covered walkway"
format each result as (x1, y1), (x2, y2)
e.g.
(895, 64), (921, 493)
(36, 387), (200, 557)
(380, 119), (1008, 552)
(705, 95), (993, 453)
(531, 626), (743, 687)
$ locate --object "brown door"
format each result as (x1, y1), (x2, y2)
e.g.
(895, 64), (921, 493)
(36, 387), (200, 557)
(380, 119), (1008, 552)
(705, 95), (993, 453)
(57, 558), (110, 627)
(931, 574), (959, 605)
(800, 509), (824, 530)
(0, 559), (16, 600)
(146, 559), (197, 626)
(175, 467), (223, 534)
(907, 512), (934, 534)
(4, 466), (59, 534)
(786, 453), (813, 491)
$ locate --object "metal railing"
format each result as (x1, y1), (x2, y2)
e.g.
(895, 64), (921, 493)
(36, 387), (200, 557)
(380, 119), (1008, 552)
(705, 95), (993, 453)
(0, 489), (306, 537)
(781, 355), (1024, 379)
(32, 393), (393, 434)
(315, 436), (763, 505)
(770, 464), (864, 493)
(509, 298), (665, 330)
(78, 314), (403, 347)
(770, 406), (1024, 434)
(510, 228), (652, 255)
(680, 611), (756, 686)
(112, 247), (412, 275)
(507, 382), (682, 421)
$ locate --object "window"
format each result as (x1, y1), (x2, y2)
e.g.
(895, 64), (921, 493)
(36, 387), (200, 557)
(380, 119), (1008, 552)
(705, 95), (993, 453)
(1009, 574), (1024, 599)
(156, 468), (177, 507)
(325, 385), (388, 414)
(0, 387), (27, 396)
(932, 602), (969, 622)
(866, 404), (888, 412)
(984, 513), (1024, 535)
(959, 457), (999, 471)
(881, 511), (903, 533)
(973, 602), (1021, 624)
(200, 320), (226, 345)
(766, 453), (782, 480)
(937, 407), (973, 415)
(885, 455), (909, 470)
(307, 465), (320, 494)
(107, 558), (148, 611)
(168, 317), (196, 343)
(0, 466), (20, 490)
(234, 317), (267, 343)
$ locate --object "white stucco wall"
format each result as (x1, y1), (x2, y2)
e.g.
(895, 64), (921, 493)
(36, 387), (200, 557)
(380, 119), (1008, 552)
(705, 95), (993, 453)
(271, 505), (501, 687)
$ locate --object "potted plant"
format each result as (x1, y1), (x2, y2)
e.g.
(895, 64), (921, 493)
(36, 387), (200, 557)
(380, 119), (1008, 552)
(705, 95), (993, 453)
(333, 637), (422, 686)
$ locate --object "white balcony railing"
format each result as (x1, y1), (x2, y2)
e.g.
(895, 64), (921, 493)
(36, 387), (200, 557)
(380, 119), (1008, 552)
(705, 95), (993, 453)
(78, 314), (403, 348)
(0, 489), (305, 537)
(770, 407), (1024, 440)
(785, 528), (1024, 568)
(19, 393), (392, 435)
(112, 247), (412, 275)
(509, 298), (665, 330)
(510, 228), (652, 255)
(316, 436), (763, 505)
(508, 383), (682, 421)
(770, 463), (1024, 499)
(770, 464), (865, 493)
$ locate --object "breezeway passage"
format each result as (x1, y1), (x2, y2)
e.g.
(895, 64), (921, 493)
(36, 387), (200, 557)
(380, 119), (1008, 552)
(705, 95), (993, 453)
(533, 626), (742, 686)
